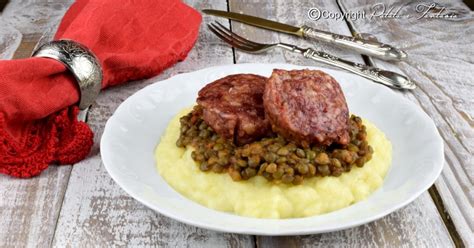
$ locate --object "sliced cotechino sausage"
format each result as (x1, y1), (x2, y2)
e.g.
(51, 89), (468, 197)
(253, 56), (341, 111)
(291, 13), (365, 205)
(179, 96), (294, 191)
(263, 69), (350, 146)
(197, 74), (271, 145)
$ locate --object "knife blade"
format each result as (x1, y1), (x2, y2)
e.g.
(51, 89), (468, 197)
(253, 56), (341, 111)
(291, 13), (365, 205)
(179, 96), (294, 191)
(202, 9), (407, 62)
(203, 9), (304, 36)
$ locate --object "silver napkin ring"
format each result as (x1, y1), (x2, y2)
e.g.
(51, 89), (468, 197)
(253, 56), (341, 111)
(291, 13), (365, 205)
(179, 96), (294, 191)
(32, 40), (102, 110)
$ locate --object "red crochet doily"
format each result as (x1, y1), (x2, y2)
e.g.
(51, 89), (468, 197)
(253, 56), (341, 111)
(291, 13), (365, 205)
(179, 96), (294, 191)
(0, 107), (93, 178)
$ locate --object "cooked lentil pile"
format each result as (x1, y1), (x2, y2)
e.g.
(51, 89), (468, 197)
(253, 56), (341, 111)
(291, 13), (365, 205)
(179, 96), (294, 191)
(176, 106), (374, 184)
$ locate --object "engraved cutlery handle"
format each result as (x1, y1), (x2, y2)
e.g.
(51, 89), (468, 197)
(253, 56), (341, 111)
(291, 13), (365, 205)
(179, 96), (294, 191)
(302, 48), (415, 89)
(301, 25), (407, 62)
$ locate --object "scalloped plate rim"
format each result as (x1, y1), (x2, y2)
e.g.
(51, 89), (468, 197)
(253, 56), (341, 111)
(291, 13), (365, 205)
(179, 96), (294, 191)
(100, 63), (444, 235)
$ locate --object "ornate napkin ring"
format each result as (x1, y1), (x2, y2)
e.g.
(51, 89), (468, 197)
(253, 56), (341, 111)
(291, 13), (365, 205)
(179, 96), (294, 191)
(32, 40), (102, 110)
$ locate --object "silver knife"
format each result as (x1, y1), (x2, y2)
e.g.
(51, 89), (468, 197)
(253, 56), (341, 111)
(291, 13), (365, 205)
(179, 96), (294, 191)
(203, 9), (407, 62)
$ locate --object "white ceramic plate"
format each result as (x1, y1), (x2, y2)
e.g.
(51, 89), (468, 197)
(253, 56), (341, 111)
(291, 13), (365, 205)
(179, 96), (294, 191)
(101, 63), (444, 235)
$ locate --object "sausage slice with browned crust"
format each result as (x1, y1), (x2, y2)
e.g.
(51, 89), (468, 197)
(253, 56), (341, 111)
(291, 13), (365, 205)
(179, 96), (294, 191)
(263, 69), (350, 146)
(197, 74), (271, 145)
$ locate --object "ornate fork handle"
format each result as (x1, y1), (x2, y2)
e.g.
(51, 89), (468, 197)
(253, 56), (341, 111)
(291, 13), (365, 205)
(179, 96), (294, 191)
(302, 48), (415, 89)
(302, 26), (407, 62)
(206, 21), (415, 90)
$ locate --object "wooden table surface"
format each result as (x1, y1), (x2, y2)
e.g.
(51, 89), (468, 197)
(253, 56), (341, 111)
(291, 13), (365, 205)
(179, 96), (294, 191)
(0, 0), (472, 247)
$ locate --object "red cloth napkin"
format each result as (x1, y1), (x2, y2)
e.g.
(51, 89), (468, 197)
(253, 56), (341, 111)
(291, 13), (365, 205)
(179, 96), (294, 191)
(0, 0), (201, 178)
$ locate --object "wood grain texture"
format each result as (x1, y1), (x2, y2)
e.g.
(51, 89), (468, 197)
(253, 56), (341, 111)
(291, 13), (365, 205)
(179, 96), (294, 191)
(230, 0), (455, 247)
(342, 0), (473, 245)
(0, 167), (71, 248)
(0, 1), (73, 247)
(258, 194), (453, 248)
(3, 0), (73, 58)
(51, 0), (254, 247)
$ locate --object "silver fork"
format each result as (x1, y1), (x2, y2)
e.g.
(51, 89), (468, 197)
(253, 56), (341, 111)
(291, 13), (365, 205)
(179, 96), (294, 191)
(208, 22), (415, 90)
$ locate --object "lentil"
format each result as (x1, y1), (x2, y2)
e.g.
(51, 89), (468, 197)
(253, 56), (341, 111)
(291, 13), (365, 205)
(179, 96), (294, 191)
(177, 106), (374, 184)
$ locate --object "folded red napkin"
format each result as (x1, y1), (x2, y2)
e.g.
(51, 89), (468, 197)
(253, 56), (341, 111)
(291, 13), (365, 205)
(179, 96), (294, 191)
(0, 0), (201, 178)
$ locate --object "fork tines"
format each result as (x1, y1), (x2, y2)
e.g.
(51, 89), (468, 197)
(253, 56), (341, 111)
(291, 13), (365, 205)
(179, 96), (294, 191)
(207, 21), (265, 52)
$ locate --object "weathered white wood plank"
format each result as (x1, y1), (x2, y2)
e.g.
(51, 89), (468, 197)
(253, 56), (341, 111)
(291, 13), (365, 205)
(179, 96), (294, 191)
(0, 167), (71, 247)
(0, 18), (21, 59)
(1, 0), (72, 38)
(258, 193), (453, 248)
(1, 0), (73, 59)
(0, 1), (73, 247)
(229, 0), (455, 247)
(343, 0), (473, 246)
(51, 1), (254, 247)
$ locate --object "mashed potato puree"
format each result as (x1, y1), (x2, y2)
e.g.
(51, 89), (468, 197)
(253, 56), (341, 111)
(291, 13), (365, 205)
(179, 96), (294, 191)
(155, 108), (392, 218)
